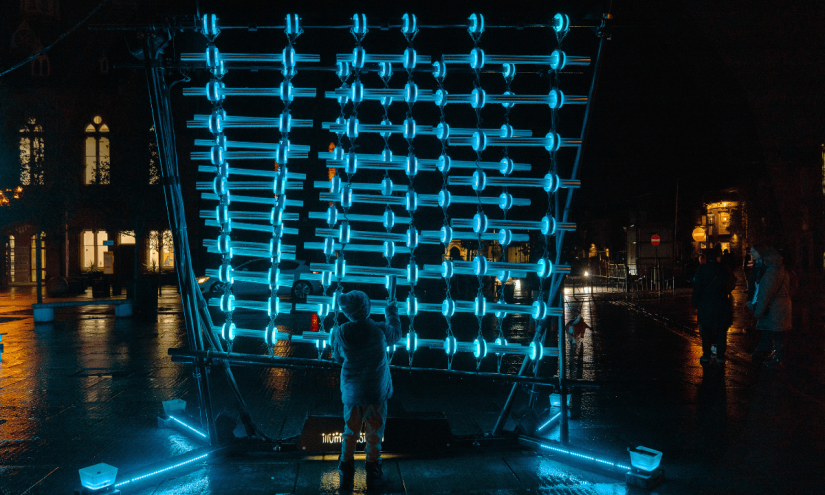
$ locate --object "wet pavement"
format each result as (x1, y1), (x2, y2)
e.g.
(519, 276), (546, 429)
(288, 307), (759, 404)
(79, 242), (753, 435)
(2, 269), (825, 494)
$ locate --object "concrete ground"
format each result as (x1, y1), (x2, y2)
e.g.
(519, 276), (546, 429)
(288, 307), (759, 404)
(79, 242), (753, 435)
(1, 271), (824, 494)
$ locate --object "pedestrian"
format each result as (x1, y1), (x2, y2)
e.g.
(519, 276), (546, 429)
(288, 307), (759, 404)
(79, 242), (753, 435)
(750, 246), (792, 369)
(746, 244), (767, 310)
(691, 246), (736, 365)
(742, 248), (753, 291)
(332, 289), (401, 486)
(721, 248), (735, 270)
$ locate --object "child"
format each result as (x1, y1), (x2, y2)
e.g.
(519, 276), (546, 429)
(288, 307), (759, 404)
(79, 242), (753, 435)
(332, 290), (401, 484)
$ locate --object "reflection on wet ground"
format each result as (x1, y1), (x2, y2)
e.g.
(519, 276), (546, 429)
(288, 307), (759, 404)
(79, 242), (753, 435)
(2, 270), (825, 494)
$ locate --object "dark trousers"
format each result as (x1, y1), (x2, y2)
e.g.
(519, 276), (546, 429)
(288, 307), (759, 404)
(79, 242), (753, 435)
(754, 331), (784, 361)
(341, 402), (387, 463)
(699, 323), (729, 358)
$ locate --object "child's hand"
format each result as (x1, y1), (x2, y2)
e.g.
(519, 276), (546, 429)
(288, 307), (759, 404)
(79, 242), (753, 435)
(387, 299), (397, 309)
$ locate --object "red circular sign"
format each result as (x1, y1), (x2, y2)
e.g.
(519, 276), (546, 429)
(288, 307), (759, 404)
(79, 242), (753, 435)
(651, 234), (661, 246)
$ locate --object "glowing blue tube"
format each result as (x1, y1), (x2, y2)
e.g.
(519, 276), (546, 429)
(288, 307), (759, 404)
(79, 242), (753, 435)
(188, 114), (290, 128)
(181, 51), (320, 64)
(183, 84), (316, 100)
(335, 51), (431, 67)
(419, 229), (529, 243)
(201, 192), (302, 208)
(195, 135), (312, 151)
(429, 122), (533, 138)
(441, 49), (589, 69)
(168, 415), (208, 440)
(196, 165), (307, 181)
(303, 242), (411, 256)
(418, 193), (530, 209)
(308, 210), (411, 226)
(323, 118), (433, 139)
(206, 268), (294, 288)
(326, 83), (434, 103)
(208, 297), (292, 315)
(313, 180), (408, 194)
(431, 155), (531, 173)
(311, 262), (406, 278)
(482, 89), (587, 108)
(449, 131), (582, 152)
(190, 149), (308, 161)
(315, 228), (407, 244)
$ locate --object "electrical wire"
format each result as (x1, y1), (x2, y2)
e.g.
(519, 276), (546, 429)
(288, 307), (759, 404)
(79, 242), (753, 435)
(0, 0), (112, 78)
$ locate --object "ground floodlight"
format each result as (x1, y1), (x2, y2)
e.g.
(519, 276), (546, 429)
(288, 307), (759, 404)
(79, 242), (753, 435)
(79, 463), (118, 491)
(628, 446), (663, 472)
(162, 399), (186, 417)
(549, 393), (571, 407)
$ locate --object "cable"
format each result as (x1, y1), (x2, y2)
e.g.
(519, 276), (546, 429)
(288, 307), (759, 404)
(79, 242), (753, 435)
(0, 0), (112, 78)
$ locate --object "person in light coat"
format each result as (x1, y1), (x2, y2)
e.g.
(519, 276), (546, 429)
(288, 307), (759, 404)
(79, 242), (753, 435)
(751, 246), (792, 368)
(332, 290), (401, 485)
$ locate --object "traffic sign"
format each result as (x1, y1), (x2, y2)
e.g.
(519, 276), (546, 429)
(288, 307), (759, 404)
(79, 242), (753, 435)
(651, 234), (661, 246)
(692, 227), (706, 242)
(103, 240), (115, 246)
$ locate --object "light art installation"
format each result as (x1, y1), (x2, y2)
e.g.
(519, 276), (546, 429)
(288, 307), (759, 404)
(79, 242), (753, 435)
(183, 11), (590, 373)
(307, 12), (586, 368)
(183, 14), (315, 352)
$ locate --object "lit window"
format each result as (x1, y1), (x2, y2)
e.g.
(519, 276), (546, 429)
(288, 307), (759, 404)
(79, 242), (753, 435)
(30, 233), (46, 281)
(20, 118), (44, 185)
(119, 232), (135, 244)
(7, 236), (15, 283)
(85, 117), (110, 184)
(148, 230), (174, 272)
(149, 126), (160, 185)
(81, 230), (109, 270)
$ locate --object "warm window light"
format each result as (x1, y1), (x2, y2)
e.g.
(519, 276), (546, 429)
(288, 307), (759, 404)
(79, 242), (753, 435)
(584, 271), (589, 277)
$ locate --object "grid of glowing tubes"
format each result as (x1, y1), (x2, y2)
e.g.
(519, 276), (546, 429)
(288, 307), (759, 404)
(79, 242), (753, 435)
(185, 12), (590, 370)
(184, 14), (315, 350)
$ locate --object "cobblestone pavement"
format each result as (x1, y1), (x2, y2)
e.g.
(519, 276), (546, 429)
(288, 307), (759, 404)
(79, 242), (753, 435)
(1, 272), (824, 494)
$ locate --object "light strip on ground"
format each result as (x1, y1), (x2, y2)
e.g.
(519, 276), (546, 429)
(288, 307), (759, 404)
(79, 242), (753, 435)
(114, 454), (209, 487)
(539, 443), (631, 471)
(169, 415), (209, 439)
(536, 413), (561, 432)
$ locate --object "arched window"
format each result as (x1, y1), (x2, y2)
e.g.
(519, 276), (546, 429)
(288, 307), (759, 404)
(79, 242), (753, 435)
(31, 54), (49, 76)
(99, 54), (109, 74)
(148, 125), (159, 184)
(7, 236), (15, 283)
(31, 233), (46, 281)
(147, 230), (174, 272)
(20, 118), (44, 185)
(85, 116), (110, 184)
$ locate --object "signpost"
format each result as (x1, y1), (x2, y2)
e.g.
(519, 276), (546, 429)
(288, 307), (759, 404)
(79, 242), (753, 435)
(651, 235), (660, 292)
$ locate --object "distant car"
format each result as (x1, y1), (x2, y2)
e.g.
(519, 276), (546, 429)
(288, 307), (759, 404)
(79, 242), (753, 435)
(198, 258), (321, 300)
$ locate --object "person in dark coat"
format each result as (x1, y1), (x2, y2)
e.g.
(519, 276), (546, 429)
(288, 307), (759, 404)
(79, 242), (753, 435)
(692, 246), (736, 364)
(746, 244), (768, 307)
(750, 247), (792, 368)
(332, 290), (401, 484)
